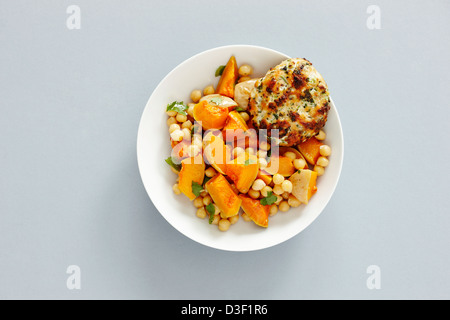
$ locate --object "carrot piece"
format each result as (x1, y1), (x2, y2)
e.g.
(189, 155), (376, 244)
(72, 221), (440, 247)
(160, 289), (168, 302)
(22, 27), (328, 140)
(216, 56), (239, 98)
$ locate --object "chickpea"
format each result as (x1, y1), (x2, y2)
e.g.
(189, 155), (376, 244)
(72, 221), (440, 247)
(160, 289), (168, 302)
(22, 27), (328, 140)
(238, 76), (251, 83)
(245, 147), (256, 155)
(181, 128), (191, 140)
(233, 147), (245, 159)
(172, 183), (181, 195)
(187, 144), (201, 157)
(282, 192), (290, 200)
(169, 123), (181, 134)
(259, 140), (270, 151)
(288, 195), (302, 208)
(248, 189), (260, 199)
(196, 207), (207, 219)
(316, 156), (329, 167)
(260, 186), (273, 197)
(239, 112), (250, 122)
(211, 214), (220, 225)
(202, 195), (212, 206)
(200, 190), (208, 198)
(229, 214), (239, 225)
(167, 116), (177, 126)
(170, 129), (184, 142)
(258, 158), (268, 169)
(166, 110), (177, 117)
(313, 165), (325, 176)
(273, 184), (284, 195)
(190, 89), (202, 103)
(176, 113), (188, 123)
(279, 200), (290, 212)
(242, 212), (252, 222)
(193, 197), (204, 208)
(203, 85), (215, 96)
(273, 173), (285, 185)
(293, 158), (306, 170)
(257, 150), (267, 159)
(181, 120), (193, 130)
(281, 180), (293, 193)
(269, 204), (278, 216)
(218, 219), (231, 231)
(212, 204), (221, 215)
(238, 64), (253, 77)
(320, 144), (332, 157)
(316, 130), (326, 141)
(252, 179), (266, 191)
(187, 103), (195, 117)
(284, 152), (296, 161)
(274, 195), (283, 205)
(205, 167), (216, 178)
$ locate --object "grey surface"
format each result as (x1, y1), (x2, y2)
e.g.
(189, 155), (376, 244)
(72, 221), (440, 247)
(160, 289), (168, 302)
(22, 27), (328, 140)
(1, 0), (449, 300)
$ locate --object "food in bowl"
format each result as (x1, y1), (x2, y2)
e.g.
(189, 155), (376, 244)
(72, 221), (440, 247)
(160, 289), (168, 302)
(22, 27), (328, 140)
(164, 55), (332, 232)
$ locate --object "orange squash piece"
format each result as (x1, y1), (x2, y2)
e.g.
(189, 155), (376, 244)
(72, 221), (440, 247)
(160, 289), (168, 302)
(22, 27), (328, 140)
(193, 100), (229, 130)
(216, 56), (239, 98)
(297, 137), (324, 165)
(279, 147), (309, 169)
(178, 153), (205, 201)
(226, 152), (258, 193)
(264, 156), (295, 177)
(205, 173), (242, 218)
(239, 195), (270, 228)
(203, 132), (231, 175)
(222, 110), (248, 142)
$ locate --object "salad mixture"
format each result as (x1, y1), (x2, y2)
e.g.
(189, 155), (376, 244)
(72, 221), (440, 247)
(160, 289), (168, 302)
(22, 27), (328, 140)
(165, 56), (332, 231)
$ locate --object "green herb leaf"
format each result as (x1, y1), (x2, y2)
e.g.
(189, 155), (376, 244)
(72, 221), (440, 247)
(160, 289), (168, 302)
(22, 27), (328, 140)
(165, 156), (181, 172)
(192, 181), (204, 197)
(234, 106), (246, 112)
(210, 96), (223, 105)
(260, 191), (277, 206)
(202, 175), (212, 186)
(244, 159), (256, 166)
(206, 203), (216, 224)
(215, 65), (226, 77)
(166, 101), (188, 115)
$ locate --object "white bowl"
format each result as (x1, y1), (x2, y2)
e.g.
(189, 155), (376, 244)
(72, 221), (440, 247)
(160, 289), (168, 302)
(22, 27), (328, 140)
(137, 45), (344, 251)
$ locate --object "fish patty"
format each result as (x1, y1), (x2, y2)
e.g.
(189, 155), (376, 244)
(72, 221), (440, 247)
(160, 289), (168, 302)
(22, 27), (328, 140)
(248, 58), (330, 146)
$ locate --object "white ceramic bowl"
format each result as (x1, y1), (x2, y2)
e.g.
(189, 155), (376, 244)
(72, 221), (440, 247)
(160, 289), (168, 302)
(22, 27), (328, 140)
(137, 45), (344, 251)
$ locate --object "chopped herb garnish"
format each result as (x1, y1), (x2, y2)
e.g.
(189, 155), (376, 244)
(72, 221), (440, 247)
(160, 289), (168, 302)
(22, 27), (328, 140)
(166, 101), (188, 115)
(191, 181), (204, 197)
(215, 65), (226, 77)
(202, 175), (212, 186)
(260, 191), (277, 206)
(280, 75), (289, 84)
(244, 159), (256, 166)
(210, 96), (223, 105)
(206, 203), (216, 223)
(234, 106), (246, 112)
(165, 156), (181, 172)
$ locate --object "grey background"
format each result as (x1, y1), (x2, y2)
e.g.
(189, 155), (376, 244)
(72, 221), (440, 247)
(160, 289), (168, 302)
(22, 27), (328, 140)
(1, 0), (449, 300)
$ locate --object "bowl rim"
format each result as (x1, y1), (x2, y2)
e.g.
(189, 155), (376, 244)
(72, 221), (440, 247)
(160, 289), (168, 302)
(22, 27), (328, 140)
(137, 44), (344, 251)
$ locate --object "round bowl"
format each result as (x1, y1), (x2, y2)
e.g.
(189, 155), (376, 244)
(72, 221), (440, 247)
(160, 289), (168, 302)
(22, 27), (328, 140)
(137, 45), (344, 251)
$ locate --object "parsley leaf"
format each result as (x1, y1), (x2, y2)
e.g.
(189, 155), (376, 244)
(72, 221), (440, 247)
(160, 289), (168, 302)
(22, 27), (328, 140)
(260, 191), (277, 206)
(165, 156), (181, 172)
(244, 159), (256, 166)
(206, 203), (216, 224)
(202, 175), (212, 186)
(191, 181), (204, 197)
(210, 96), (223, 105)
(234, 106), (246, 112)
(215, 65), (226, 77)
(166, 101), (188, 115)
